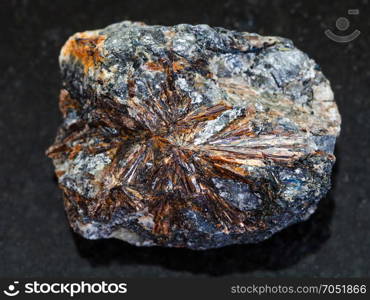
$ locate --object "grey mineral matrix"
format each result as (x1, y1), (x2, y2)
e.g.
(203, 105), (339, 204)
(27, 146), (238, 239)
(46, 21), (341, 250)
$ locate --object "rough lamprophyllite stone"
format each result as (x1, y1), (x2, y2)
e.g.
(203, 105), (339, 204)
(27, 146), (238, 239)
(46, 21), (341, 249)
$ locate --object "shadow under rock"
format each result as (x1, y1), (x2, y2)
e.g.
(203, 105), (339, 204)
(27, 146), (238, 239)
(72, 193), (335, 277)
(72, 149), (340, 276)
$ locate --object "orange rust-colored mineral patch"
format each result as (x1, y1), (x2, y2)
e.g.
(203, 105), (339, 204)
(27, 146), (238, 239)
(59, 89), (80, 117)
(61, 32), (106, 74)
(144, 60), (186, 72)
(144, 61), (165, 72)
(172, 61), (185, 72)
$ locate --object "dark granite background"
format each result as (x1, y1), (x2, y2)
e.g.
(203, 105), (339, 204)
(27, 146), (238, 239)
(0, 0), (369, 278)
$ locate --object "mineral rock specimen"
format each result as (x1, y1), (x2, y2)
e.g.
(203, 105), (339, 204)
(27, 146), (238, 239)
(47, 21), (341, 249)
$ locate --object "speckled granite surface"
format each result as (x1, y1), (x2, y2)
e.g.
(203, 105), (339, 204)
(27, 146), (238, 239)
(0, 0), (369, 277)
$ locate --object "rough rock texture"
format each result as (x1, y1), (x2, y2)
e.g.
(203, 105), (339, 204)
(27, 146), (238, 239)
(46, 21), (341, 250)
